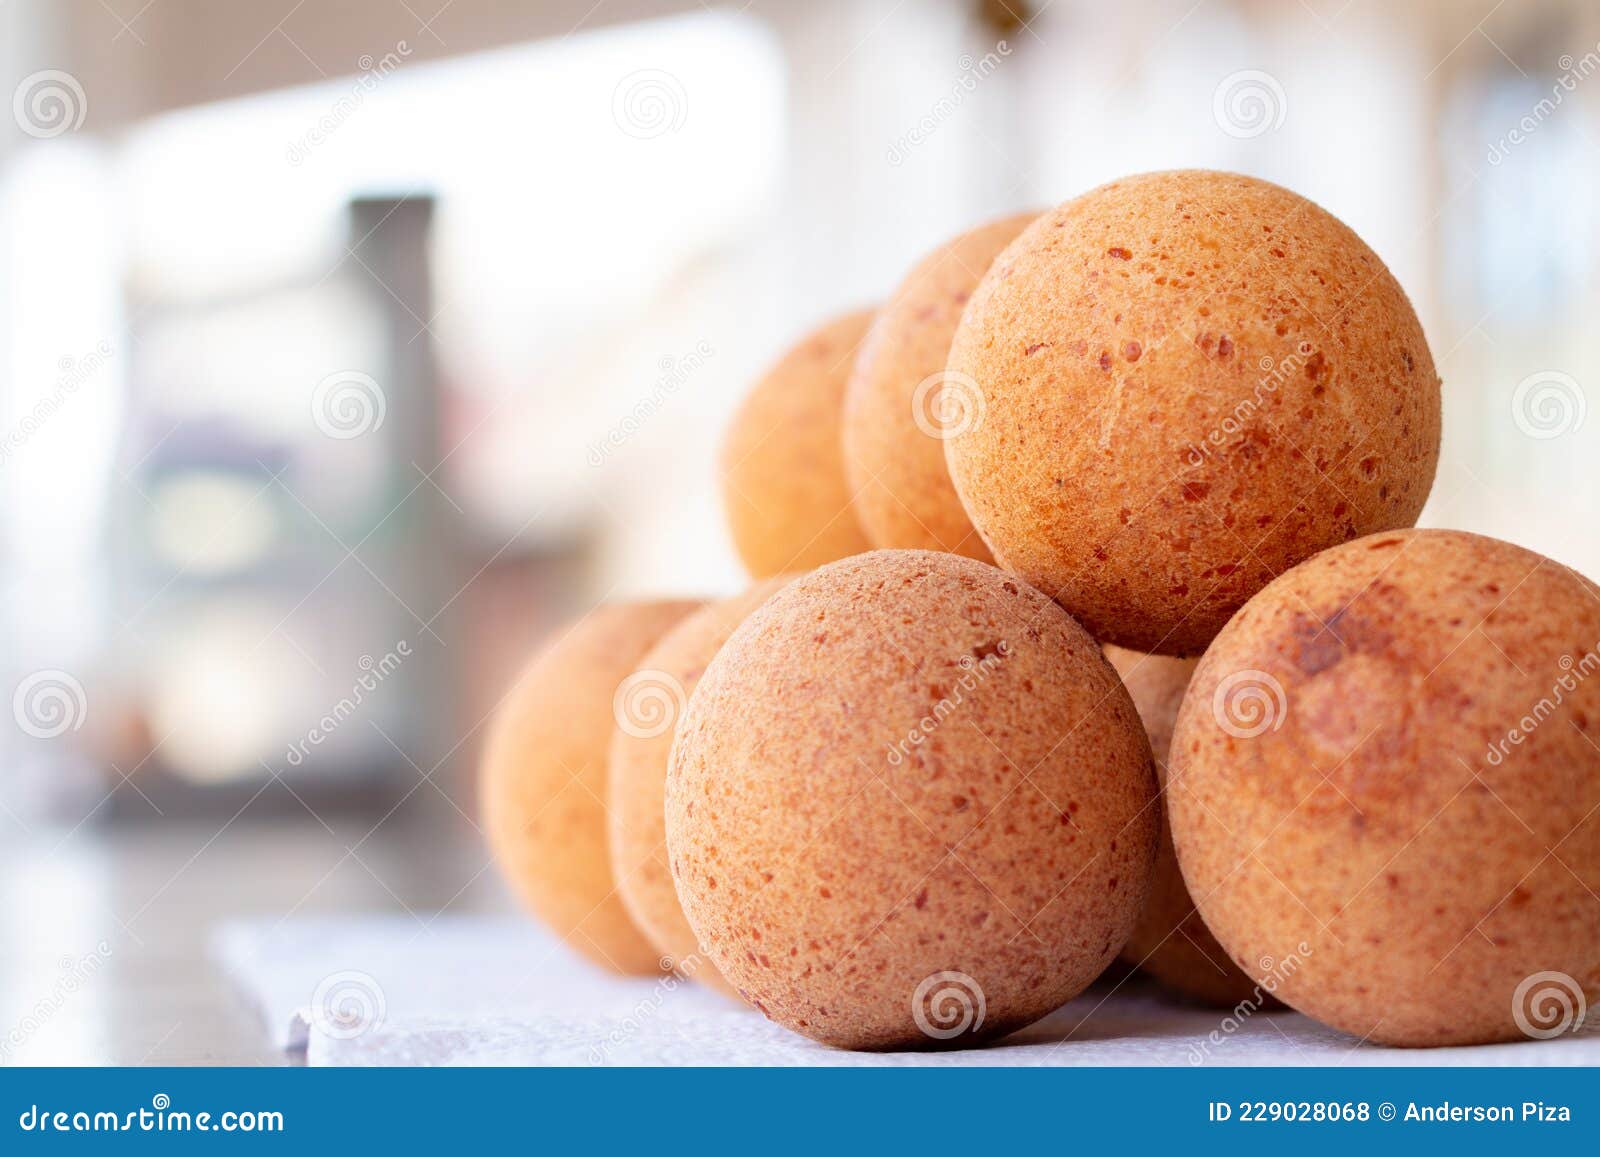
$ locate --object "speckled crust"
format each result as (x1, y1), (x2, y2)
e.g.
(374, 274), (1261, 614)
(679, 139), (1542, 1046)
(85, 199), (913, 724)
(481, 600), (700, 974)
(608, 577), (797, 997)
(666, 549), (1160, 1050)
(843, 213), (1039, 562)
(945, 170), (1441, 656)
(721, 310), (876, 577)
(1104, 645), (1264, 1007)
(1168, 529), (1600, 1046)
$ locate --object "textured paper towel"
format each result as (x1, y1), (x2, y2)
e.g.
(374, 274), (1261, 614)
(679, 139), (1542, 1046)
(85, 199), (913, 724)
(211, 914), (1599, 1066)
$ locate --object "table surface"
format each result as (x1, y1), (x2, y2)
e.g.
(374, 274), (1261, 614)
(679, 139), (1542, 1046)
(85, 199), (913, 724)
(0, 806), (502, 1067)
(7, 813), (1595, 1067)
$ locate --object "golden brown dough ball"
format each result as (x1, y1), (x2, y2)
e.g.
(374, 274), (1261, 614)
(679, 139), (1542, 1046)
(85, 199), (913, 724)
(1104, 645), (1263, 1006)
(946, 170), (1441, 656)
(607, 575), (796, 997)
(667, 550), (1159, 1050)
(1169, 529), (1600, 1046)
(721, 310), (875, 577)
(843, 213), (1038, 562)
(481, 599), (700, 973)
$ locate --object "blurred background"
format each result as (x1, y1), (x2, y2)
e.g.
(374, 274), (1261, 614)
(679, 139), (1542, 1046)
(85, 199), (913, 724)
(0, 0), (1595, 1063)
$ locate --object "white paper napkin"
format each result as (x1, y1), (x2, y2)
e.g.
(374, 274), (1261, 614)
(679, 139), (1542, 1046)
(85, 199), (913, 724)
(210, 914), (1599, 1066)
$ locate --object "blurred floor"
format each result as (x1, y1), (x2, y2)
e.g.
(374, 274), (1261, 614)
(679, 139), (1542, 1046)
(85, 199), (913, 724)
(0, 790), (501, 1066)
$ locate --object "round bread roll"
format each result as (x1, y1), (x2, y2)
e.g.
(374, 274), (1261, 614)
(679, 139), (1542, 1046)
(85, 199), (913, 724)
(667, 550), (1160, 1050)
(945, 170), (1441, 656)
(843, 213), (1038, 561)
(481, 599), (700, 974)
(721, 310), (875, 577)
(1169, 529), (1600, 1046)
(1103, 645), (1263, 1006)
(608, 575), (796, 996)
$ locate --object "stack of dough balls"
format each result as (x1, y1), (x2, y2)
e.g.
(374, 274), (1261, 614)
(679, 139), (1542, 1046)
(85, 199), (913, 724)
(483, 168), (1599, 1053)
